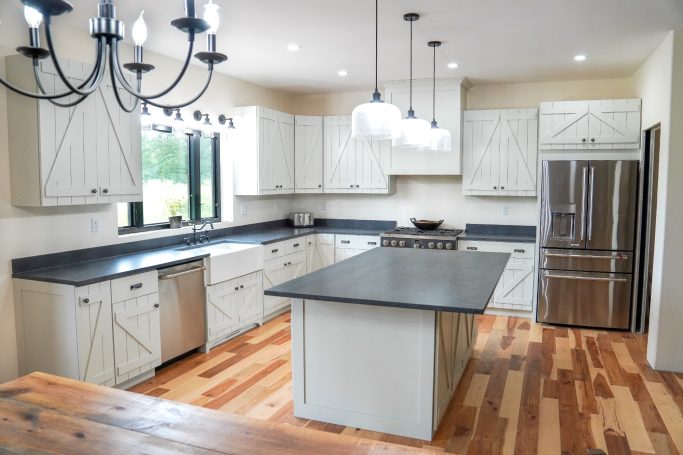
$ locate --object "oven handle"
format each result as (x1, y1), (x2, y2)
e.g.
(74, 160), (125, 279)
(159, 266), (207, 280)
(544, 253), (629, 260)
(542, 271), (628, 283)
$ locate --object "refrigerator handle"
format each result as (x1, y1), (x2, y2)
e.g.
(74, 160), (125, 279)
(580, 166), (588, 241)
(587, 167), (595, 241)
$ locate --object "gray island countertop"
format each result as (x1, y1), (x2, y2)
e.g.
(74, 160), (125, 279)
(265, 248), (510, 314)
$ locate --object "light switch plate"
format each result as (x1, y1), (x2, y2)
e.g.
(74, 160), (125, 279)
(90, 217), (100, 233)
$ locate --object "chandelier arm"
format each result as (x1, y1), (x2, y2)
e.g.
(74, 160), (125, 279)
(43, 19), (104, 97)
(140, 67), (213, 109)
(33, 39), (108, 108)
(111, 37), (197, 100)
(109, 47), (141, 113)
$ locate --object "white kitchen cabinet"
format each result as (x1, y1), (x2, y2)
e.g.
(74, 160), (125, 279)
(539, 99), (641, 150)
(306, 234), (335, 273)
(334, 235), (380, 263)
(206, 271), (263, 350)
(5, 55), (142, 207)
(233, 106), (295, 195)
(295, 116), (324, 193)
(462, 109), (538, 197)
(323, 116), (394, 194)
(263, 250), (306, 317)
(385, 79), (470, 175)
(75, 282), (115, 387)
(458, 240), (535, 312)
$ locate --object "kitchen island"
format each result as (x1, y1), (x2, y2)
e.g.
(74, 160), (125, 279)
(265, 247), (509, 440)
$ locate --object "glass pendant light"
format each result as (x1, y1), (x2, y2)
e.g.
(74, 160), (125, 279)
(424, 41), (452, 152)
(351, 0), (401, 139)
(393, 14), (430, 150)
(140, 102), (153, 131)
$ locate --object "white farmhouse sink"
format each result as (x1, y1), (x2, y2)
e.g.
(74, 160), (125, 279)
(189, 242), (263, 285)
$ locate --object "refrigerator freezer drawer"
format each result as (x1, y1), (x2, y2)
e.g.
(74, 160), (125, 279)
(538, 270), (631, 329)
(540, 249), (633, 273)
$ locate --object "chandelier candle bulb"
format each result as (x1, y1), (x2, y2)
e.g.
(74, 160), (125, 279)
(23, 5), (43, 28)
(203, 0), (220, 34)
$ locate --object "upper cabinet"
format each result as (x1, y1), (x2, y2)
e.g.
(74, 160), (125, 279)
(463, 109), (539, 197)
(539, 99), (641, 150)
(323, 116), (394, 194)
(384, 78), (470, 175)
(233, 106), (295, 196)
(6, 56), (142, 207)
(295, 116), (324, 193)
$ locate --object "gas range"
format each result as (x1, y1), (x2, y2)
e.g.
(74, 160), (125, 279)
(381, 227), (464, 250)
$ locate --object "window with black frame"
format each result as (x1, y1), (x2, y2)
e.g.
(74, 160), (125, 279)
(118, 127), (221, 232)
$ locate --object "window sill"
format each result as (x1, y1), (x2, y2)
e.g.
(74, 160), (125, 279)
(118, 218), (221, 236)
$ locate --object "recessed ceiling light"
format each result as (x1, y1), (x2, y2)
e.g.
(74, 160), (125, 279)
(337, 69), (348, 77)
(574, 54), (587, 62)
(447, 62), (459, 69)
(287, 43), (301, 52)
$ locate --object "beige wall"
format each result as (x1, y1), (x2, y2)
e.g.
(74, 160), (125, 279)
(0, 12), (296, 382)
(631, 31), (683, 372)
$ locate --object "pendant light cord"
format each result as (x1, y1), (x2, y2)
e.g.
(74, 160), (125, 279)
(409, 19), (413, 112)
(432, 45), (436, 123)
(375, 0), (379, 93)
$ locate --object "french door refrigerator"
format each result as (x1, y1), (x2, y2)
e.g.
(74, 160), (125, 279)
(538, 160), (638, 329)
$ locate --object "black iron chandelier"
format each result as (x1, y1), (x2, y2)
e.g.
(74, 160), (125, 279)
(0, 0), (227, 112)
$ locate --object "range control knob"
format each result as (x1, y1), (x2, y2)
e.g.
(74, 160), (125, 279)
(437, 242), (444, 250)
(413, 243), (420, 248)
(382, 239), (389, 247)
(390, 240), (398, 247)
(428, 242), (435, 249)
(445, 243), (454, 250)
(398, 240), (406, 248)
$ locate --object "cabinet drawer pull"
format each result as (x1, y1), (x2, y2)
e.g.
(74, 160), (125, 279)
(102, 188), (109, 194)
(154, 303), (160, 309)
(367, 241), (377, 246)
(514, 249), (526, 254)
(90, 189), (97, 194)
(293, 243), (300, 248)
(129, 283), (143, 290)
(341, 240), (350, 244)
(467, 246), (478, 251)
(271, 248), (279, 253)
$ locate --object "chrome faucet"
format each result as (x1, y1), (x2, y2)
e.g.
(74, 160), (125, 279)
(192, 220), (214, 244)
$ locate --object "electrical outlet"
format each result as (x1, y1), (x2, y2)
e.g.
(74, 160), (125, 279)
(502, 205), (510, 216)
(90, 217), (100, 233)
(240, 203), (247, 216)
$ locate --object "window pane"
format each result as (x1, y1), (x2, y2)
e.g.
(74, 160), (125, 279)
(117, 202), (130, 228)
(141, 130), (189, 225)
(199, 135), (215, 219)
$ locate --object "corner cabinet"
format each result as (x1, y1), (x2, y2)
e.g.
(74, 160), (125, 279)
(5, 55), (142, 207)
(538, 99), (641, 150)
(462, 109), (539, 197)
(13, 271), (160, 389)
(233, 106), (295, 195)
(384, 78), (470, 175)
(323, 116), (395, 194)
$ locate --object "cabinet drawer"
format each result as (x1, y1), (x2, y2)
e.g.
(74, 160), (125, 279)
(263, 241), (286, 261)
(458, 240), (534, 259)
(111, 271), (158, 303)
(286, 238), (306, 255)
(336, 235), (380, 250)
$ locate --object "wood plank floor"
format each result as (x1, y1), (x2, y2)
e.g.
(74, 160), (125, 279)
(130, 312), (683, 454)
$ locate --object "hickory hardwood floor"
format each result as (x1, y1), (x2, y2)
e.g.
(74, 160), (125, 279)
(129, 311), (683, 454)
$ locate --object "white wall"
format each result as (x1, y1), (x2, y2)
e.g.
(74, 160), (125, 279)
(632, 31), (683, 372)
(0, 9), (295, 382)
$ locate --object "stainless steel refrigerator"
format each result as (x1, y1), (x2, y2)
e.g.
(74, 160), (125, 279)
(537, 160), (639, 329)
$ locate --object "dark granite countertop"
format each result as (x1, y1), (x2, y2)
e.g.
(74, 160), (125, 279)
(265, 248), (510, 314)
(458, 223), (537, 244)
(11, 224), (389, 286)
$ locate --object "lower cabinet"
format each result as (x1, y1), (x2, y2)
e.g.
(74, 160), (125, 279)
(263, 250), (307, 317)
(13, 270), (160, 389)
(458, 240), (535, 312)
(306, 234), (335, 273)
(334, 235), (380, 263)
(206, 271), (263, 349)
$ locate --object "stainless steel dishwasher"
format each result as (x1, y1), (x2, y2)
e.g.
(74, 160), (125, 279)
(158, 260), (207, 363)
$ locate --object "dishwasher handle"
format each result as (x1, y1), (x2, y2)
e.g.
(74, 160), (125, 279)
(159, 266), (207, 280)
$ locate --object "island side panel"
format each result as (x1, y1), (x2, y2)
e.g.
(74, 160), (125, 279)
(291, 298), (437, 441)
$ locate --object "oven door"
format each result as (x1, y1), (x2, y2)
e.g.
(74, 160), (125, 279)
(538, 270), (631, 329)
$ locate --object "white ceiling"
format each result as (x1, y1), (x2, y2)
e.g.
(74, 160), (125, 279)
(23, 0), (683, 93)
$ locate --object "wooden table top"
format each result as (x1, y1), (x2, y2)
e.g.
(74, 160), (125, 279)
(0, 372), (429, 454)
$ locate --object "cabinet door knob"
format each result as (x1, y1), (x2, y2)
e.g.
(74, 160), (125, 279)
(493, 186), (498, 190)
(90, 189), (97, 194)
(83, 298), (90, 304)
(154, 303), (160, 309)
(590, 138), (596, 143)
(318, 184), (322, 188)
(350, 184), (354, 188)
(356, 184), (360, 188)
(240, 284), (244, 289)
(582, 138), (587, 143)
(102, 188), (109, 194)
(235, 286), (239, 291)
(501, 186), (505, 190)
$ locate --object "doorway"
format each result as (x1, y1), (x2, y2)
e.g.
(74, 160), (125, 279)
(635, 124), (661, 333)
